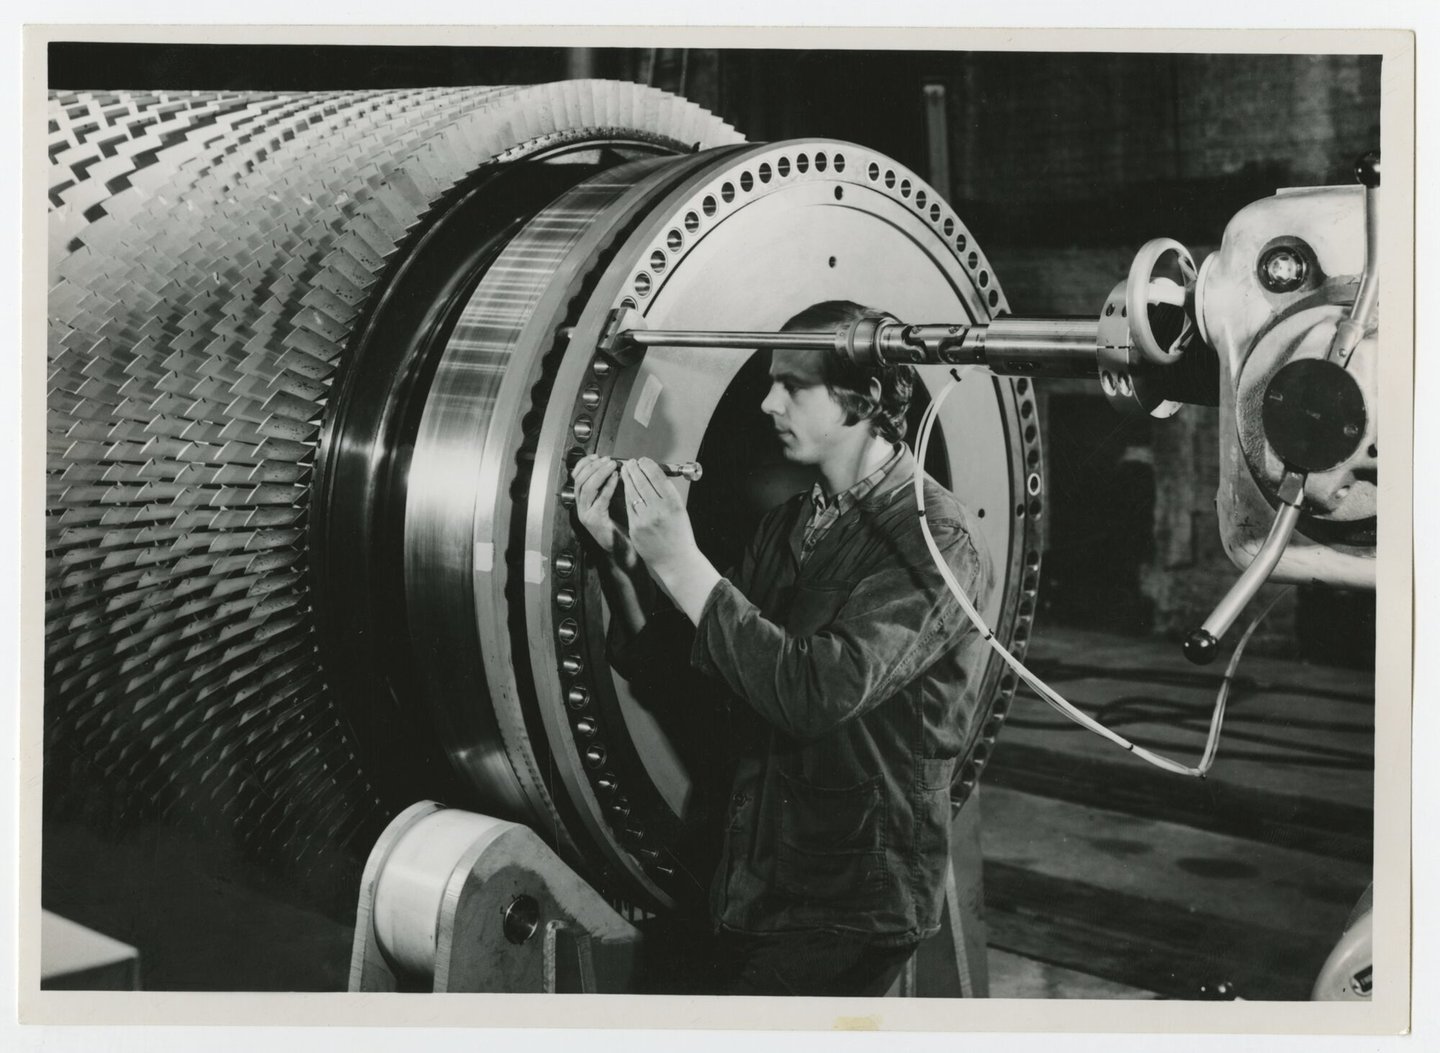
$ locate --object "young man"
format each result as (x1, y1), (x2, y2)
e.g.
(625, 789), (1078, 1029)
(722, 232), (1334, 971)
(570, 301), (992, 997)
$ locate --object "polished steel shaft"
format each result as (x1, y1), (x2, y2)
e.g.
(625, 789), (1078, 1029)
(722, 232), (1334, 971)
(617, 317), (1101, 378)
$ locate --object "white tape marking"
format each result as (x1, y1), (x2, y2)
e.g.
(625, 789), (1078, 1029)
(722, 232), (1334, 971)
(523, 550), (547, 584)
(634, 373), (664, 428)
(473, 542), (494, 573)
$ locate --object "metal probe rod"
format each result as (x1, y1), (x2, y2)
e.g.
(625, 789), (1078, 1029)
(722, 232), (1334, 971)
(615, 318), (1101, 379)
(1326, 151), (1380, 368)
(601, 457), (704, 482)
(618, 329), (838, 351)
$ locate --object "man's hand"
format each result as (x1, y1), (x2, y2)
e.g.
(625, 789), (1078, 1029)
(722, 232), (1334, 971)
(619, 457), (696, 571)
(571, 454), (634, 565)
(621, 457), (722, 624)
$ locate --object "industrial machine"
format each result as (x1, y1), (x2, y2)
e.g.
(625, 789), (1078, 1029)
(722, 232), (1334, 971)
(44, 80), (1377, 997)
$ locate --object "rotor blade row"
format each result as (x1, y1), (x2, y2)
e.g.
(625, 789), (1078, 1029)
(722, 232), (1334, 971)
(45, 81), (739, 907)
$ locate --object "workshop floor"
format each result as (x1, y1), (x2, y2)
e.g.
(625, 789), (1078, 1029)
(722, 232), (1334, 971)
(41, 625), (1374, 999)
(981, 626), (1374, 1000)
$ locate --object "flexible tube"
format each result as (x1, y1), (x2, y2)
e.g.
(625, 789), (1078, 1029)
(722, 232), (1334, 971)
(914, 375), (1279, 778)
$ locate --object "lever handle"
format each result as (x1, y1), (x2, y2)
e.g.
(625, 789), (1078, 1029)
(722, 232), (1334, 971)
(1184, 473), (1305, 664)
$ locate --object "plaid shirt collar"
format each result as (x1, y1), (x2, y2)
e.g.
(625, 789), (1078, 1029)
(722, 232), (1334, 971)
(802, 443), (905, 559)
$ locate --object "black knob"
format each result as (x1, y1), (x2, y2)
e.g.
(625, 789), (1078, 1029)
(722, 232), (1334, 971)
(1184, 629), (1218, 666)
(1355, 151), (1380, 188)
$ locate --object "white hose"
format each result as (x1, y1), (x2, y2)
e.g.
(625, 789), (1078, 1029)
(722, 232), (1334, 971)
(915, 375), (1280, 778)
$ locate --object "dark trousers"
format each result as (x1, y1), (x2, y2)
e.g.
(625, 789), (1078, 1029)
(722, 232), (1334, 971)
(714, 927), (919, 997)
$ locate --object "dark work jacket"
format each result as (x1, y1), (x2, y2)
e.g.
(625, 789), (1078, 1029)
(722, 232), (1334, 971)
(618, 448), (992, 945)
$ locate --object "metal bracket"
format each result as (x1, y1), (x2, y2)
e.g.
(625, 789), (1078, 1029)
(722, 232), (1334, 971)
(597, 306), (647, 366)
(543, 920), (599, 993)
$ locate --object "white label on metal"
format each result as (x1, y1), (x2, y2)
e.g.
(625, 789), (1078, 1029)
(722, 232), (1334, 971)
(634, 373), (664, 428)
(473, 542), (494, 573)
(523, 550), (547, 584)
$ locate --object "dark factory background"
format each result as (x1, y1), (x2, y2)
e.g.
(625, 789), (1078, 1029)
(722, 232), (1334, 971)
(41, 42), (1382, 997)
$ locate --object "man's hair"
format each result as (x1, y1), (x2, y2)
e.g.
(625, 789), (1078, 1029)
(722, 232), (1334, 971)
(779, 300), (914, 445)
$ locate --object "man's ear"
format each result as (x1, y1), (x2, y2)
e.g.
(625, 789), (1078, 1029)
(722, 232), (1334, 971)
(867, 377), (883, 409)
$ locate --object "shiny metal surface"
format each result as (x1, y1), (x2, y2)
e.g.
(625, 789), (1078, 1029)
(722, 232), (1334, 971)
(618, 317), (1100, 378)
(403, 151), (736, 880)
(522, 139), (1044, 907)
(1203, 185), (1376, 588)
(973, 319), (1101, 377)
(48, 84), (1039, 917)
(44, 81), (741, 898)
(372, 807), (514, 978)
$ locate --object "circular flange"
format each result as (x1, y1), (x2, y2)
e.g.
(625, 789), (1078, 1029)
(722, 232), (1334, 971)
(524, 140), (1044, 909)
(403, 151), (736, 878)
(1235, 305), (1377, 526)
(1262, 357), (1367, 472)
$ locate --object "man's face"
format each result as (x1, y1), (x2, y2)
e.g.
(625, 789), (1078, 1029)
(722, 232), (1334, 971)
(761, 349), (849, 464)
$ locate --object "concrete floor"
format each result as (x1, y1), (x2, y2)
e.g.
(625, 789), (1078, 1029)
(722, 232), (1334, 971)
(41, 625), (1373, 998)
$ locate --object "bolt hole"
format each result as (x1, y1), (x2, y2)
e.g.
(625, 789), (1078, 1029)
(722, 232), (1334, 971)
(720, 182), (735, 204)
(796, 153), (810, 173)
(867, 162), (880, 181)
(758, 162), (772, 183)
(815, 152), (828, 172)
(977, 508), (986, 518)
(834, 186), (844, 200)
(1368, 444), (1378, 458)
(667, 229), (683, 252)
(702, 196), (717, 217)
(827, 256), (837, 268)
(739, 171), (753, 192)
(777, 156), (791, 177)
(684, 212), (699, 233)
(503, 896), (541, 945)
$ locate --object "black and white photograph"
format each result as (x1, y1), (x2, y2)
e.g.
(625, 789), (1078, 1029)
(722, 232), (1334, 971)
(15, 17), (1418, 1044)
